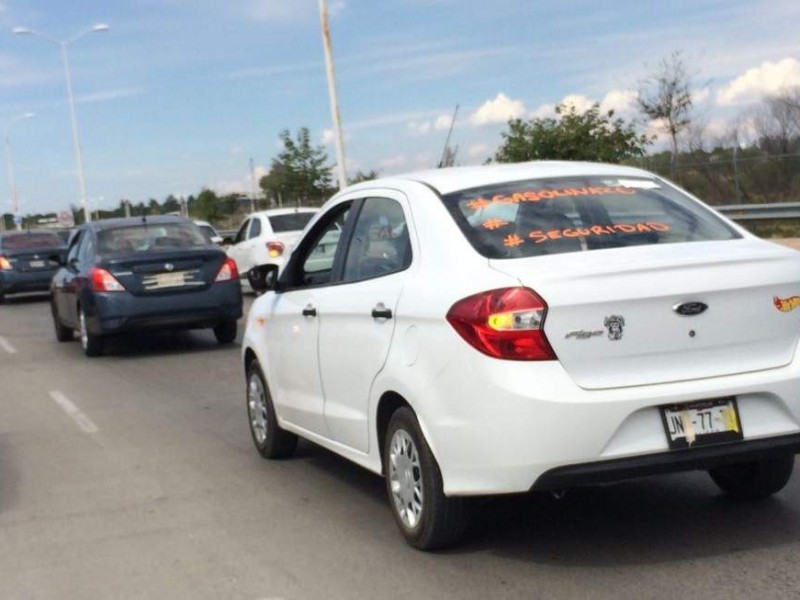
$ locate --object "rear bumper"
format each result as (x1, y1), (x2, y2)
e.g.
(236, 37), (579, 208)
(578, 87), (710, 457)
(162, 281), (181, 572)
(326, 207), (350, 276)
(0, 270), (56, 295)
(532, 433), (800, 491)
(87, 281), (243, 334)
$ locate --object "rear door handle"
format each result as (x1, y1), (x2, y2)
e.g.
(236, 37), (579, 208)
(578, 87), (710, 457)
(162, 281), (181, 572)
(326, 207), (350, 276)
(371, 304), (393, 320)
(302, 305), (317, 317)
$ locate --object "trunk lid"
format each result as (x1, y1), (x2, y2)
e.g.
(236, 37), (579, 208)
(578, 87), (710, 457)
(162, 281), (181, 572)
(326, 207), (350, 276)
(101, 249), (226, 296)
(4, 246), (65, 272)
(489, 239), (800, 390)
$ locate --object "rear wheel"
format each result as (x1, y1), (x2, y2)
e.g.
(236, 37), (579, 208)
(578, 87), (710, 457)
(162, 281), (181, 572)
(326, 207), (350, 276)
(246, 360), (297, 459)
(79, 307), (103, 357)
(214, 320), (237, 344)
(51, 299), (73, 342)
(384, 406), (468, 550)
(709, 455), (795, 500)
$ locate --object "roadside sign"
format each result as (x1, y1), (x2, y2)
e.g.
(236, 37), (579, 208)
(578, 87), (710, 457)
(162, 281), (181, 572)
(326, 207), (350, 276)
(57, 210), (75, 228)
(13, 214), (23, 226)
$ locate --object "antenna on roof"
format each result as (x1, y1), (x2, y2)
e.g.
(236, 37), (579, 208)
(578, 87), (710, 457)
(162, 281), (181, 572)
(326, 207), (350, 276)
(437, 104), (459, 169)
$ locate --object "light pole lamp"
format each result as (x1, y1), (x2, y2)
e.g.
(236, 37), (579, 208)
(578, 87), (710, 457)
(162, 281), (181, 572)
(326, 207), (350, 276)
(13, 23), (109, 223)
(3, 112), (35, 230)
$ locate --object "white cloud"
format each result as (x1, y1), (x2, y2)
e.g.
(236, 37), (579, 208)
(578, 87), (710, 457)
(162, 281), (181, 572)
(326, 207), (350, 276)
(469, 93), (526, 126)
(434, 113), (453, 130)
(693, 87), (711, 104)
(467, 143), (489, 160)
(74, 86), (146, 104)
(242, 0), (344, 21)
(717, 58), (800, 106)
(322, 128), (335, 144)
(599, 89), (638, 116)
(214, 164), (268, 195)
(379, 154), (407, 170)
(230, 145), (244, 155)
(406, 120), (431, 135)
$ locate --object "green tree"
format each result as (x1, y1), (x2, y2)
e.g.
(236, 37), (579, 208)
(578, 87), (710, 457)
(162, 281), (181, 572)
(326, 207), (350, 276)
(493, 102), (651, 164)
(260, 127), (333, 206)
(195, 188), (219, 221)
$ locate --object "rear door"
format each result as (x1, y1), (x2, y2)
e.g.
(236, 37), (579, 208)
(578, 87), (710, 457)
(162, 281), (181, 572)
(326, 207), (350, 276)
(317, 194), (413, 452)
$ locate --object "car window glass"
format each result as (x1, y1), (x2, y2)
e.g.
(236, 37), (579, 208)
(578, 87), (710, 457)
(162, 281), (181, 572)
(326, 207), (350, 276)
(269, 212), (316, 232)
(294, 204), (350, 287)
(77, 233), (95, 263)
(248, 218), (262, 239)
(443, 176), (740, 259)
(234, 219), (249, 244)
(66, 231), (83, 263)
(342, 197), (411, 282)
(97, 223), (207, 254)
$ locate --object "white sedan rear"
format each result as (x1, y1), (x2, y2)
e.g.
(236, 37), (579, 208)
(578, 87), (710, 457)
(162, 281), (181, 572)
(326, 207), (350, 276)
(242, 161), (800, 549)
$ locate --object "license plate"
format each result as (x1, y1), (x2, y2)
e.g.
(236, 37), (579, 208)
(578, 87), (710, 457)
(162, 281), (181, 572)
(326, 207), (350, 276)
(29, 260), (45, 268)
(154, 272), (185, 287)
(660, 398), (743, 450)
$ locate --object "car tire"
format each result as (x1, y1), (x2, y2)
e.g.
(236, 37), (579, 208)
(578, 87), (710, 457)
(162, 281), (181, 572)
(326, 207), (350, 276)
(51, 300), (73, 342)
(384, 406), (468, 550)
(214, 320), (237, 344)
(246, 360), (297, 459)
(78, 306), (103, 357)
(709, 455), (795, 501)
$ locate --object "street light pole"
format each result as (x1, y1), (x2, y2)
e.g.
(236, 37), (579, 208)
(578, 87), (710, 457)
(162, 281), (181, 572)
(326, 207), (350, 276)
(13, 24), (109, 223)
(3, 112), (35, 230)
(317, 0), (348, 190)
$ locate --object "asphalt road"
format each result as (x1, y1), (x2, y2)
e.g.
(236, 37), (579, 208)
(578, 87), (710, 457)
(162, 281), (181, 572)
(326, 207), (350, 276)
(2, 293), (800, 600)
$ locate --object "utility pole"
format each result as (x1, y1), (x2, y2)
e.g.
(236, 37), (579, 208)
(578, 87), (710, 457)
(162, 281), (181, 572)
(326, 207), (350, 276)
(437, 104), (459, 168)
(249, 156), (257, 212)
(318, 0), (348, 189)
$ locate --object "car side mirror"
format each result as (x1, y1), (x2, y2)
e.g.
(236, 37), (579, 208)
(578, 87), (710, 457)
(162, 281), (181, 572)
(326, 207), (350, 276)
(248, 264), (281, 294)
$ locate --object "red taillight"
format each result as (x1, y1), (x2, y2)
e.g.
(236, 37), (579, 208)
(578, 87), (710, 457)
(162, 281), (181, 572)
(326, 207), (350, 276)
(215, 257), (239, 283)
(90, 267), (125, 292)
(0, 256), (12, 271)
(446, 287), (556, 361)
(266, 241), (284, 258)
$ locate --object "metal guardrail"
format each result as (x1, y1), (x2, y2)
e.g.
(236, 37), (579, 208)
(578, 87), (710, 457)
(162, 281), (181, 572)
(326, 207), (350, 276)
(715, 203), (800, 221)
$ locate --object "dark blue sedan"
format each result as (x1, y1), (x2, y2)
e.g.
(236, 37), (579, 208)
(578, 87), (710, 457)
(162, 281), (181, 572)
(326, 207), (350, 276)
(50, 216), (243, 356)
(0, 230), (67, 303)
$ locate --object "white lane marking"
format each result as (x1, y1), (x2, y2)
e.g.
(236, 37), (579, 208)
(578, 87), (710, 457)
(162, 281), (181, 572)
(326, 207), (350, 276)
(49, 390), (99, 434)
(0, 336), (17, 354)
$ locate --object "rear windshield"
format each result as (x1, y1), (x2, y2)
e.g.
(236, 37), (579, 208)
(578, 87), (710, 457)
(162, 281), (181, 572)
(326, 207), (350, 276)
(197, 224), (217, 241)
(441, 176), (740, 259)
(1, 232), (64, 250)
(97, 223), (208, 254)
(268, 212), (315, 233)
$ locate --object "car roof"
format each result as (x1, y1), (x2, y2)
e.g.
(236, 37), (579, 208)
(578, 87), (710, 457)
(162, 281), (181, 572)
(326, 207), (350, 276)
(87, 215), (191, 231)
(346, 161), (655, 196)
(249, 207), (318, 218)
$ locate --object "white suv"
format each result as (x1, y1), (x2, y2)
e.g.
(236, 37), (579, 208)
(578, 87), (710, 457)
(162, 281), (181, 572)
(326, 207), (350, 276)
(226, 208), (317, 276)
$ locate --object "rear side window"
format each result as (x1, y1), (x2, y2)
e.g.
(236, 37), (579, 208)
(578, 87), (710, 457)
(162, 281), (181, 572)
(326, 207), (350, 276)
(441, 176), (740, 259)
(97, 223), (208, 254)
(1, 232), (63, 250)
(248, 218), (262, 239)
(268, 212), (315, 233)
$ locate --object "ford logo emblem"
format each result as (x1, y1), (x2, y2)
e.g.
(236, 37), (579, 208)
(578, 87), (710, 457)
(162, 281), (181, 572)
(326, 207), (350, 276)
(674, 302), (708, 316)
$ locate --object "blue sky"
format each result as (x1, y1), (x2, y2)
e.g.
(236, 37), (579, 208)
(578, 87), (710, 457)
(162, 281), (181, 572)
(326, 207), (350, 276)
(0, 0), (799, 214)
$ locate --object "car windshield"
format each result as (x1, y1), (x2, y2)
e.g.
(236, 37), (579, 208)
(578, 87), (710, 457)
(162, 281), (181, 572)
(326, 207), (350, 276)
(197, 224), (217, 241)
(97, 222), (208, 254)
(1, 232), (64, 250)
(441, 176), (740, 259)
(268, 212), (315, 233)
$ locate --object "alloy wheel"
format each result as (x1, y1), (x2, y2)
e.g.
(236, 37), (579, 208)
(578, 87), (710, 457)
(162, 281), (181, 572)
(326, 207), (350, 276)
(389, 429), (424, 529)
(248, 373), (268, 445)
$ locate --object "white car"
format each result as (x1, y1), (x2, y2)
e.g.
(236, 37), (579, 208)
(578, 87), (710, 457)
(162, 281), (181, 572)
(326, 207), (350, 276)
(193, 220), (223, 245)
(241, 161), (800, 549)
(226, 208), (317, 276)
